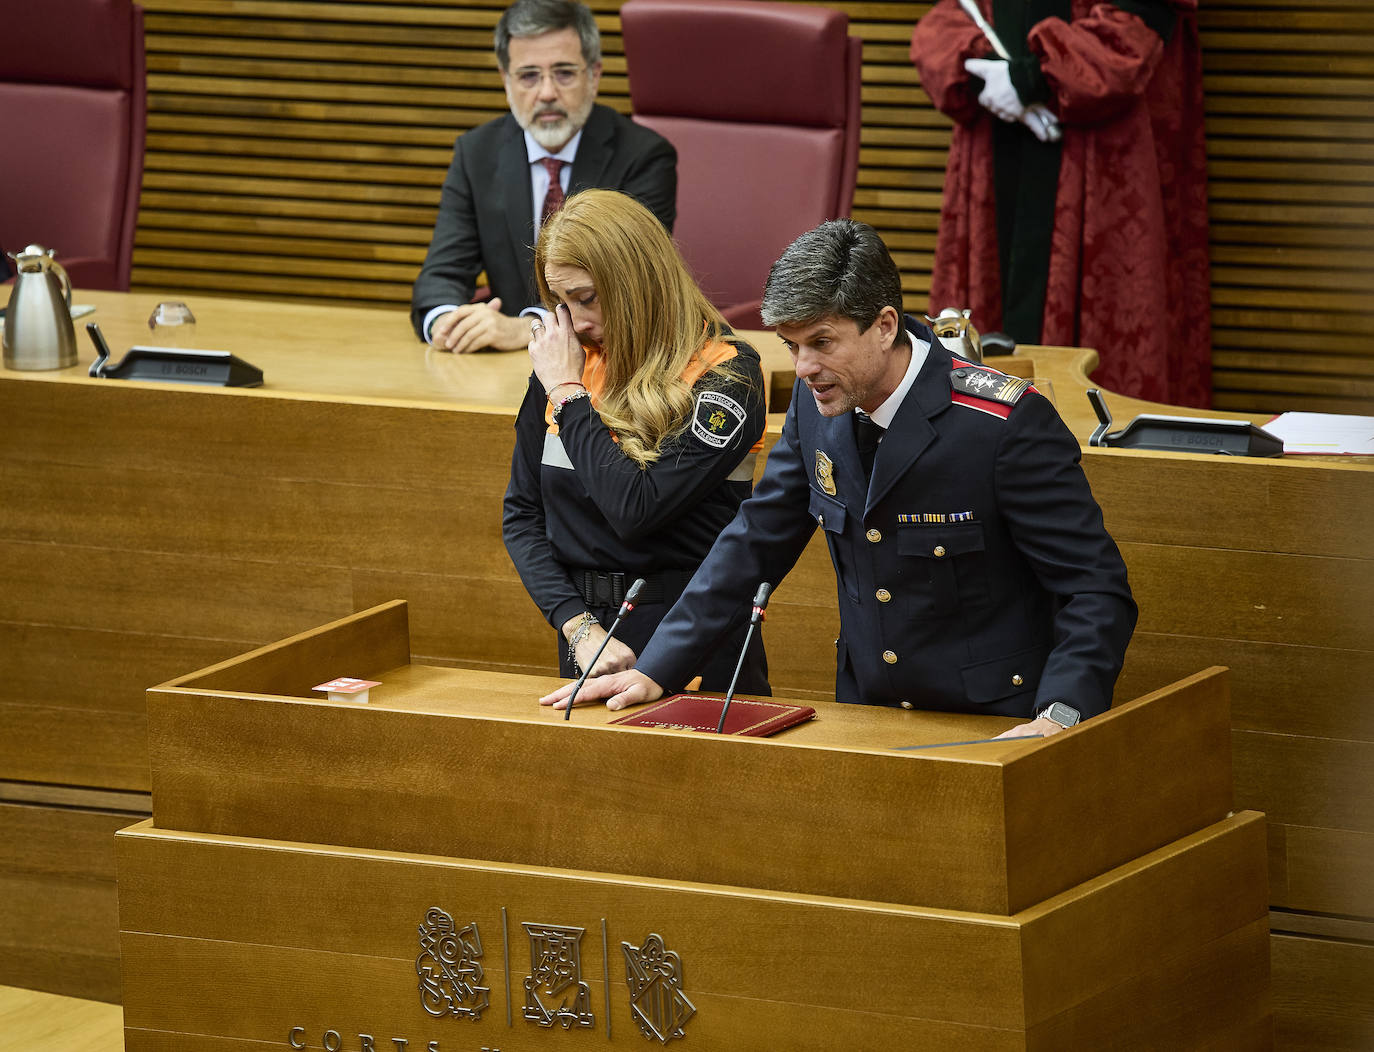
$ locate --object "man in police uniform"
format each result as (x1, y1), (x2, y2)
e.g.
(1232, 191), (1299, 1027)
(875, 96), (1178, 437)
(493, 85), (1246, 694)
(543, 219), (1136, 737)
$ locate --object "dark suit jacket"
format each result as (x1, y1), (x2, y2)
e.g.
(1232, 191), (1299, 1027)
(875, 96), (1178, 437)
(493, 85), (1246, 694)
(409, 104), (677, 340)
(638, 323), (1137, 720)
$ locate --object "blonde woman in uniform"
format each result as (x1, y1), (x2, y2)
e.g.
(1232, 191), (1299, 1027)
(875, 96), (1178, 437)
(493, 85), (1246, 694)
(502, 189), (769, 692)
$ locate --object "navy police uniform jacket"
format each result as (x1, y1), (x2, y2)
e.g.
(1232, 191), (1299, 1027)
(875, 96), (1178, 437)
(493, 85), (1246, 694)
(637, 323), (1137, 719)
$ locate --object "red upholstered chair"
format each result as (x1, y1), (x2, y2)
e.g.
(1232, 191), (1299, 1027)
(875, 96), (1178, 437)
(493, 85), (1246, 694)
(620, 0), (861, 329)
(0, 0), (146, 291)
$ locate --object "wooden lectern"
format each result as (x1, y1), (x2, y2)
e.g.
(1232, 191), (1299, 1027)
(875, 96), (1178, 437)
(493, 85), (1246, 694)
(118, 602), (1271, 1049)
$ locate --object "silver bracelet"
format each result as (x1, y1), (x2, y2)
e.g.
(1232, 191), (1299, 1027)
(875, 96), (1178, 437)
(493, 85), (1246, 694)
(566, 611), (597, 670)
(552, 388), (589, 423)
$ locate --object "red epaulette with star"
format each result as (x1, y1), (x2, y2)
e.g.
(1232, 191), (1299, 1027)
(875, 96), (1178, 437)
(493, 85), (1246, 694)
(949, 357), (1033, 420)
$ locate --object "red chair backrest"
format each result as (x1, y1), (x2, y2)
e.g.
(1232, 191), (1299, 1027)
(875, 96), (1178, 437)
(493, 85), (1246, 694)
(0, 0), (146, 290)
(621, 0), (861, 328)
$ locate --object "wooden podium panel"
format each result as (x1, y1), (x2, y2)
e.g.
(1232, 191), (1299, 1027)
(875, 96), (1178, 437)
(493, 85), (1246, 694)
(145, 603), (1234, 916)
(120, 603), (1271, 1048)
(117, 812), (1270, 1051)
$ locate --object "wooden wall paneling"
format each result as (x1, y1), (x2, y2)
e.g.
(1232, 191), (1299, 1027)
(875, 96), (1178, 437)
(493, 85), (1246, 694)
(1273, 825), (1374, 919)
(0, 540), (352, 651)
(0, 803), (135, 1003)
(0, 706), (150, 792)
(1234, 733), (1374, 835)
(1121, 544), (1370, 652)
(1198, 0), (1374, 413)
(1115, 633), (1374, 740)
(1081, 452), (1373, 559)
(0, 623), (233, 789)
(1270, 934), (1374, 1051)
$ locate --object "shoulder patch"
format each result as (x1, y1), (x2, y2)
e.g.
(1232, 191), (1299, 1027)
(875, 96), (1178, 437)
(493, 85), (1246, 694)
(949, 366), (1032, 419)
(691, 390), (746, 448)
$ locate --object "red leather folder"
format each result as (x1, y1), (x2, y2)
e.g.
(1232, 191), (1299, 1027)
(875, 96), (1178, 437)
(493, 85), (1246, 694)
(609, 693), (816, 737)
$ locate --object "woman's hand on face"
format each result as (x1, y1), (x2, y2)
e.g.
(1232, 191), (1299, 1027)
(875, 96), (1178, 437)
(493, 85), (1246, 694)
(530, 304), (586, 399)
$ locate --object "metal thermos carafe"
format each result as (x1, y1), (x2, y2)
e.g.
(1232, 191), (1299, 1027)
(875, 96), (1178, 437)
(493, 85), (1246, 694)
(3, 245), (77, 371)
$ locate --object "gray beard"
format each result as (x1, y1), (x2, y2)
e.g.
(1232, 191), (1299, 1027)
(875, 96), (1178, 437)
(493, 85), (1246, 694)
(528, 117), (574, 152)
(522, 98), (594, 153)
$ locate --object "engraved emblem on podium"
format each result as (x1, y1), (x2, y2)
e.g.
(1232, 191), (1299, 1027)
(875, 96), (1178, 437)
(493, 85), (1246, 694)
(416, 907), (491, 1020)
(521, 922), (595, 1029)
(622, 933), (696, 1043)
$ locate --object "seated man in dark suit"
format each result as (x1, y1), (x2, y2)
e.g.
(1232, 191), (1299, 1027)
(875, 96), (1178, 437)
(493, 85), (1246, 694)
(411, 0), (677, 352)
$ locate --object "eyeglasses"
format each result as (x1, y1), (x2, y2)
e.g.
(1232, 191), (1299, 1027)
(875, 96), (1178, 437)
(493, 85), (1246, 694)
(509, 64), (588, 91)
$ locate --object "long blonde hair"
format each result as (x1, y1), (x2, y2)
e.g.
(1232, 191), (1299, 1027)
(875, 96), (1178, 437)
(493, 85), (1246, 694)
(535, 189), (735, 467)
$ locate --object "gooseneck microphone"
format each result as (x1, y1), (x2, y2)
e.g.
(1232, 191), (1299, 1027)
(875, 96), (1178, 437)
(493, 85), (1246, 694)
(715, 582), (772, 733)
(563, 578), (646, 721)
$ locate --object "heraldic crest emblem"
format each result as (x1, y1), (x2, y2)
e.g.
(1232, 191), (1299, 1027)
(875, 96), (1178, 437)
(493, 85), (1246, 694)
(416, 906), (490, 1020)
(622, 933), (696, 1043)
(523, 922), (595, 1029)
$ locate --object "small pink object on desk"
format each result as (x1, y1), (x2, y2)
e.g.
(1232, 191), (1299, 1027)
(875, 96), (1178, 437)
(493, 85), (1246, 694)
(313, 677), (381, 704)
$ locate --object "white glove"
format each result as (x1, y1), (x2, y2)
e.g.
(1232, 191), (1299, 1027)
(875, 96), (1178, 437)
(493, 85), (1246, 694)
(1019, 106), (1060, 142)
(964, 57), (1023, 122)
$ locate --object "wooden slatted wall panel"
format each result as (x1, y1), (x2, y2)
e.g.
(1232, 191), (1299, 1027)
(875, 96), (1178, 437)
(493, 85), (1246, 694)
(133, 1), (1371, 413)
(1199, 0), (1374, 414)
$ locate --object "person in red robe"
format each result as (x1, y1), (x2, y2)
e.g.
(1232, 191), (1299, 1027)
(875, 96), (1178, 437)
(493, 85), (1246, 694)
(911, 0), (1211, 407)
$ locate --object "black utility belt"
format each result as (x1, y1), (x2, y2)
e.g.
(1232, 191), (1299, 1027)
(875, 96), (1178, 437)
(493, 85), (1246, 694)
(570, 568), (693, 607)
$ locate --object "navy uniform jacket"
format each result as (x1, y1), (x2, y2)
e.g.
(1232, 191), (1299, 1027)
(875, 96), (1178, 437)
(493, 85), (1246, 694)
(502, 336), (768, 692)
(410, 105), (677, 339)
(637, 324), (1137, 719)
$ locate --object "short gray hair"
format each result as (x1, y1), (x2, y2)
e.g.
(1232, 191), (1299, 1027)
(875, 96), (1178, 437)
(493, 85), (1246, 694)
(761, 219), (906, 335)
(495, 0), (601, 71)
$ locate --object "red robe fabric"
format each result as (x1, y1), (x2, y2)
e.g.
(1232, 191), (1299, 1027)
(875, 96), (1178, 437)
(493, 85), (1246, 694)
(911, 0), (1212, 407)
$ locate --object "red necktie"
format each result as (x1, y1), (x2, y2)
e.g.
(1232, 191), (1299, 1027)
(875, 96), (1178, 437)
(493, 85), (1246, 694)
(540, 158), (566, 224)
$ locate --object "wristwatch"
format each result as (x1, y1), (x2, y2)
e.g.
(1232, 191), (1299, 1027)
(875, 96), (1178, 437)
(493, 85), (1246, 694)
(1039, 701), (1081, 729)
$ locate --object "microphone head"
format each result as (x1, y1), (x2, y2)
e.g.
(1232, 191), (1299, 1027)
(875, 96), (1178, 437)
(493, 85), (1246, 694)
(753, 582), (772, 608)
(618, 577), (647, 616)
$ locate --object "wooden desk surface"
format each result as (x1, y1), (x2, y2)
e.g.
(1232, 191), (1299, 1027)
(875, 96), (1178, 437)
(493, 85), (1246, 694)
(5, 289), (1272, 443)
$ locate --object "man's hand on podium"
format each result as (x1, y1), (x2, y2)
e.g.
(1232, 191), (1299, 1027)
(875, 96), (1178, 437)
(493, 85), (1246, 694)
(540, 668), (664, 712)
(993, 715), (1067, 740)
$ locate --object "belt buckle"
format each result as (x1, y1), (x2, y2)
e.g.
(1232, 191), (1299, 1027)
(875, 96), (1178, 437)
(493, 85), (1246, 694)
(591, 572), (615, 606)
